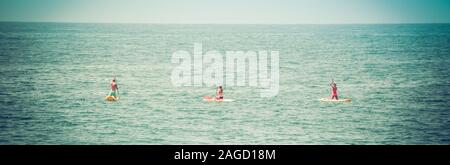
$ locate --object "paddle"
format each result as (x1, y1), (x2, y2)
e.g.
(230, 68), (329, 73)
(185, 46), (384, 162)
(329, 78), (334, 99)
(115, 76), (119, 98)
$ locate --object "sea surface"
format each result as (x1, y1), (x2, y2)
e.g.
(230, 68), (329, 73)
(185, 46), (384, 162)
(0, 22), (449, 144)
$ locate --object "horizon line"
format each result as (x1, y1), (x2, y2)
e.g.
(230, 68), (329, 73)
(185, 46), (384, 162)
(1, 20), (449, 25)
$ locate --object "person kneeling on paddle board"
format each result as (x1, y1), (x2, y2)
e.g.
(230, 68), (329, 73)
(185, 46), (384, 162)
(330, 80), (338, 100)
(215, 86), (223, 100)
(109, 77), (119, 98)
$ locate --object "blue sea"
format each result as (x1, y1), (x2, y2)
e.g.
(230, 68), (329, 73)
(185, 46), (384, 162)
(0, 22), (449, 144)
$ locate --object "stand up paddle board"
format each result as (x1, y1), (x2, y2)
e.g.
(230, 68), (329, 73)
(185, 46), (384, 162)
(202, 96), (234, 102)
(320, 98), (351, 102)
(105, 95), (119, 101)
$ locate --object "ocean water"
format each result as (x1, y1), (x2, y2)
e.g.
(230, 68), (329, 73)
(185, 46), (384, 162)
(0, 22), (449, 144)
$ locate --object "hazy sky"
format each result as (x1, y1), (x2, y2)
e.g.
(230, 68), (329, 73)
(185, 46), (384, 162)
(0, 0), (449, 24)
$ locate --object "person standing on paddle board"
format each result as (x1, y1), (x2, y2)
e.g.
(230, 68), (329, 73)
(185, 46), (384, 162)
(109, 77), (119, 98)
(330, 79), (338, 100)
(215, 86), (223, 100)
